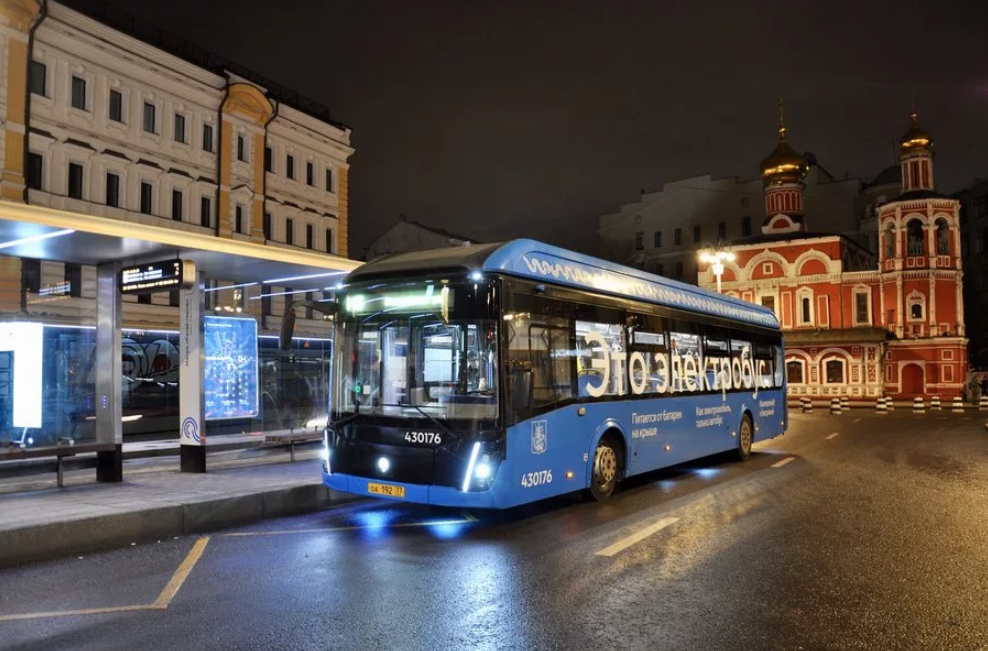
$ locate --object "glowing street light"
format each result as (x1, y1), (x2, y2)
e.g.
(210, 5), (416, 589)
(699, 249), (736, 294)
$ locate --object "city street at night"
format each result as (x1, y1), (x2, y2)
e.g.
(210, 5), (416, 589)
(3, 411), (988, 650)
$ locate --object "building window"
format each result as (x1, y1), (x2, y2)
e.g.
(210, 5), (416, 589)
(67, 163), (84, 199)
(634, 232), (643, 251)
(286, 155), (295, 179)
(674, 228), (682, 245)
(202, 124), (214, 152)
(143, 102), (156, 134)
(910, 302), (923, 320)
(884, 226), (895, 258)
(718, 221), (726, 240)
(21, 259), (40, 295)
(200, 196), (211, 228)
(65, 263), (82, 298)
(172, 190), (183, 221)
(174, 114), (186, 143)
(762, 262), (774, 275)
(263, 213), (272, 239)
(26, 152), (43, 191)
(306, 162), (315, 186)
(235, 205), (244, 234)
(936, 219), (950, 255)
(761, 295), (776, 314)
(106, 172), (120, 208)
(325, 228), (333, 253)
(71, 76), (87, 111)
(906, 219), (924, 256)
(675, 262), (683, 279)
(942, 365), (954, 383)
(286, 218), (295, 245)
(825, 359), (845, 384)
(741, 215), (751, 237)
(264, 146), (273, 173)
(653, 231), (662, 248)
(306, 224), (314, 249)
(326, 168), (333, 192)
(140, 182), (153, 215)
(137, 293), (152, 305)
(109, 90), (123, 122)
(29, 60), (46, 97)
(797, 290), (814, 326)
(237, 135), (247, 162)
(693, 225), (701, 243)
(786, 360), (804, 384)
(854, 291), (870, 325)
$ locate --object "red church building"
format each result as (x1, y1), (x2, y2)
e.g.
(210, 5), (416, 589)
(697, 105), (967, 400)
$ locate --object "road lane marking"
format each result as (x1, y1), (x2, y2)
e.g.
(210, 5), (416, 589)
(0, 537), (211, 622)
(771, 456), (796, 468)
(595, 517), (679, 557)
(222, 518), (475, 537)
(152, 536), (210, 609)
(853, 418), (861, 423)
(826, 432), (840, 440)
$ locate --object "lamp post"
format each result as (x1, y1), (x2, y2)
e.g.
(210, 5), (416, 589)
(699, 249), (736, 294)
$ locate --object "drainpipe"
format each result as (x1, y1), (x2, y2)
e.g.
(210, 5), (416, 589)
(214, 80), (230, 237)
(260, 96), (279, 242)
(24, 0), (49, 205)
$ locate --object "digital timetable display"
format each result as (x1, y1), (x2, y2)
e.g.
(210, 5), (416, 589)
(120, 259), (191, 294)
(204, 316), (259, 420)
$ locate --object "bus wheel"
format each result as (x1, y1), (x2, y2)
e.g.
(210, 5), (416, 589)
(590, 436), (621, 501)
(736, 414), (753, 461)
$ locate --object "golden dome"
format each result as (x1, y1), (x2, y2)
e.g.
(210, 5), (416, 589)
(760, 119), (808, 185)
(900, 109), (932, 152)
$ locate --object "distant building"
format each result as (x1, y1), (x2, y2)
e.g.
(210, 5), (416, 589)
(597, 164), (862, 284)
(363, 216), (478, 261)
(697, 106), (966, 400)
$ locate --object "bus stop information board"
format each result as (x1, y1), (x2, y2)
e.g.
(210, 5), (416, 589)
(204, 316), (259, 420)
(120, 259), (191, 294)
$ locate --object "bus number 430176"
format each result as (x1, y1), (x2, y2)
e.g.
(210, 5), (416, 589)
(521, 470), (553, 488)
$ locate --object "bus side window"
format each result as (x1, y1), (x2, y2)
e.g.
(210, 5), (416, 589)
(627, 313), (667, 395)
(575, 319), (626, 397)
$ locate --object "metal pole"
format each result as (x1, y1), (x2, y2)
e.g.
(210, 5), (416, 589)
(95, 262), (123, 482)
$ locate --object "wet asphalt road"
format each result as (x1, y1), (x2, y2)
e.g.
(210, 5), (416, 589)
(3, 411), (988, 650)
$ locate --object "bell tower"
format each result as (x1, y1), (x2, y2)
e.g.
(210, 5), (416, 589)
(758, 100), (809, 234)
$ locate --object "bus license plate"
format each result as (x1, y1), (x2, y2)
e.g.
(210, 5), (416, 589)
(367, 482), (405, 498)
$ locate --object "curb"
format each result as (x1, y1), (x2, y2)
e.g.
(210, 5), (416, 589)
(0, 484), (361, 569)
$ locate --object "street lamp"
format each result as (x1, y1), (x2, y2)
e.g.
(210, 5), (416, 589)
(699, 249), (736, 294)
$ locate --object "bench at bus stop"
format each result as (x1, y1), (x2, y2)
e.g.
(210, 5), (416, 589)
(0, 442), (118, 488)
(263, 431), (322, 462)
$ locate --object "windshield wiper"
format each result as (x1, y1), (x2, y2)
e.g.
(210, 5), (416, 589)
(377, 402), (453, 436)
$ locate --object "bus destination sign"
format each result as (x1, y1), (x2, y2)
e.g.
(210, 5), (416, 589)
(120, 259), (192, 294)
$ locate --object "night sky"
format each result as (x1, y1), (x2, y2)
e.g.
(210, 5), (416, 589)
(118, 0), (988, 256)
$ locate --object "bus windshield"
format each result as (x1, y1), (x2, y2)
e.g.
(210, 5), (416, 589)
(333, 279), (499, 427)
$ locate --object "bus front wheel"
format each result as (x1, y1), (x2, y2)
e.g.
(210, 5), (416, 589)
(736, 414), (753, 461)
(589, 436), (622, 502)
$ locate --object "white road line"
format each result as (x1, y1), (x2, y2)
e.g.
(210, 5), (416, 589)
(595, 517), (680, 557)
(771, 456), (796, 468)
(826, 432), (840, 440)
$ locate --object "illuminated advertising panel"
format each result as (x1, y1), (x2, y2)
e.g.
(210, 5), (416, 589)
(204, 316), (259, 420)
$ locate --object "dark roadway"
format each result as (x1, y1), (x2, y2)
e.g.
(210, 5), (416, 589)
(3, 411), (988, 651)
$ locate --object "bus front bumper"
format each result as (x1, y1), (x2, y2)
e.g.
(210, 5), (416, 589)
(324, 471), (499, 509)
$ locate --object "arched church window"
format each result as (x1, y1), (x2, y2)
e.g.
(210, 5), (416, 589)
(936, 219), (950, 255)
(911, 303), (923, 319)
(884, 226), (895, 258)
(907, 220), (925, 256)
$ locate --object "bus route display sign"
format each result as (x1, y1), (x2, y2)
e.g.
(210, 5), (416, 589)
(120, 259), (193, 294)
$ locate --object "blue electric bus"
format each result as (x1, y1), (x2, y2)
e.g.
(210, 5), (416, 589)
(322, 239), (786, 509)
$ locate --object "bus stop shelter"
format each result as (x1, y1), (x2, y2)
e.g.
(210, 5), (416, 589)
(0, 200), (359, 479)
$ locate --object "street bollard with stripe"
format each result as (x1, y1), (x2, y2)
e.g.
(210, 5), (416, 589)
(952, 395), (964, 413)
(830, 397), (841, 415)
(886, 395), (894, 411)
(930, 395), (941, 411)
(913, 396), (925, 414)
(876, 396), (887, 414)
(840, 395), (849, 411)
(980, 395), (988, 412)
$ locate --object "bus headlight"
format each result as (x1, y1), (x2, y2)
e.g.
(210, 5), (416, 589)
(461, 444), (500, 492)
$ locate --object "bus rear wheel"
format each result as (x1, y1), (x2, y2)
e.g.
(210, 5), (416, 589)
(589, 436), (622, 502)
(736, 414), (753, 461)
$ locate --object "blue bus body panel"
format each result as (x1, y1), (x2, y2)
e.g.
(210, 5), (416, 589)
(479, 239), (778, 330)
(324, 389), (785, 509)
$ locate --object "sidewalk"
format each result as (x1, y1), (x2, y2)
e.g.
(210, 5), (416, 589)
(0, 454), (358, 568)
